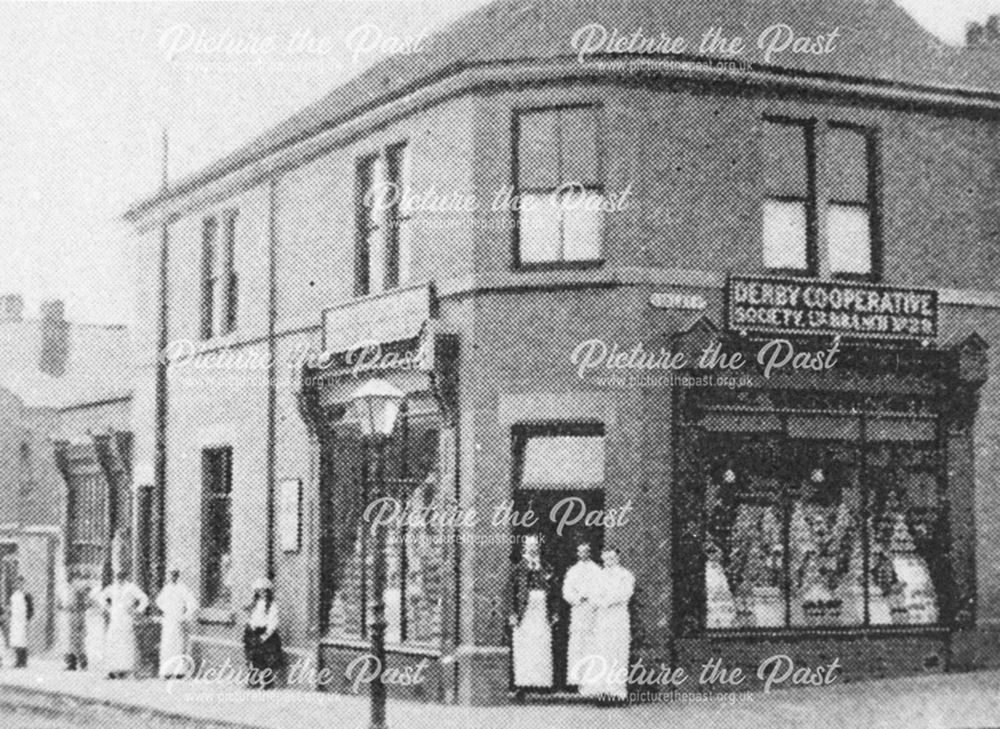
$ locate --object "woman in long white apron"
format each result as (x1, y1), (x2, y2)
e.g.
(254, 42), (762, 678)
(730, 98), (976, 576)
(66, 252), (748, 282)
(508, 536), (553, 690)
(98, 572), (149, 678)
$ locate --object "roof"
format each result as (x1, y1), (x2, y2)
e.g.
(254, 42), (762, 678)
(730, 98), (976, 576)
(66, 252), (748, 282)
(0, 319), (132, 409)
(125, 0), (1000, 219)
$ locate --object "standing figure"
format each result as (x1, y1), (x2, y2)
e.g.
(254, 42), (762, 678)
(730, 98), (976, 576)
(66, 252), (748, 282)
(98, 570), (149, 679)
(508, 535), (554, 691)
(562, 542), (602, 688)
(243, 578), (283, 689)
(8, 576), (34, 668)
(84, 580), (106, 671)
(59, 572), (88, 670)
(156, 565), (198, 678)
(580, 548), (634, 702)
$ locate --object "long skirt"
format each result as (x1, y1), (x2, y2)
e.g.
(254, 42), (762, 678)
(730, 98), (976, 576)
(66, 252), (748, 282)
(512, 590), (552, 689)
(103, 613), (137, 674)
(159, 618), (189, 678)
(84, 610), (106, 671)
(243, 627), (283, 689)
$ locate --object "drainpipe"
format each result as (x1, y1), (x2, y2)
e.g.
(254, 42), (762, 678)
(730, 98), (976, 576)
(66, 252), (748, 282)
(265, 180), (278, 579)
(153, 215), (170, 593)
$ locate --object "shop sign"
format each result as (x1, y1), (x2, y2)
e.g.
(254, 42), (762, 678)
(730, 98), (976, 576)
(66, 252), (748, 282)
(725, 275), (937, 341)
(650, 291), (707, 310)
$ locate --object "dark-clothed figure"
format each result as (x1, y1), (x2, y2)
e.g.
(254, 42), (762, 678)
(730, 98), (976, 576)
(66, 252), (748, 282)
(508, 535), (555, 690)
(243, 578), (283, 690)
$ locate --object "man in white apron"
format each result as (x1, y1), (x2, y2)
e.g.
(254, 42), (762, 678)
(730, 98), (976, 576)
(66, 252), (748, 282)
(98, 570), (149, 678)
(562, 542), (601, 689)
(9, 576), (33, 668)
(579, 549), (634, 702)
(156, 565), (197, 678)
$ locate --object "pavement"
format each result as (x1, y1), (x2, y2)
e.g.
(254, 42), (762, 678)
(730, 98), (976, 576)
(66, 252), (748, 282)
(1, 658), (1000, 729)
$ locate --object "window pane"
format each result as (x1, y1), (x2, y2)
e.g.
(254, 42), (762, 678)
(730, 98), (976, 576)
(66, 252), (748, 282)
(397, 219), (412, 285)
(522, 435), (604, 487)
(561, 190), (603, 261)
(763, 121), (808, 198)
(367, 228), (384, 294)
(828, 204), (871, 275)
(866, 443), (941, 625)
(763, 199), (808, 269)
(517, 111), (559, 189)
(560, 107), (600, 187)
(518, 193), (561, 263)
(827, 127), (869, 203)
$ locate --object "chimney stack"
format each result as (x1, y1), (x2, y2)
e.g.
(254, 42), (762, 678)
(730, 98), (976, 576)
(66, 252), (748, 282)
(967, 15), (1000, 46)
(0, 294), (24, 322)
(39, 299), (69, 377)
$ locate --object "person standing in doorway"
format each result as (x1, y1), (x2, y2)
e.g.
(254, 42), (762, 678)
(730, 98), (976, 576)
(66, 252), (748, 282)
(508, 535), (554, 693)
(8, 576), (34, 668)
(156, 565), (198, 678)
(98, 570), (149, 679)
(562, 541), (602, 689)
(580, 548), (634, 703)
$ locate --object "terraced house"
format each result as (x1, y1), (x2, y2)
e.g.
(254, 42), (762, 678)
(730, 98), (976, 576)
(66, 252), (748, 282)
(124, 0), (1000, 705)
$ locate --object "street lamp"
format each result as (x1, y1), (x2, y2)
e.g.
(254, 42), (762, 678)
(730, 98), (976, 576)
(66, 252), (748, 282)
(348, 379), (404, 729)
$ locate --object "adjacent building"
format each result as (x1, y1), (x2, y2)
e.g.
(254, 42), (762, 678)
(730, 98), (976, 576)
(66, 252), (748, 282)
(123, 0), (1000, 704)
(0, 295), (131, 655)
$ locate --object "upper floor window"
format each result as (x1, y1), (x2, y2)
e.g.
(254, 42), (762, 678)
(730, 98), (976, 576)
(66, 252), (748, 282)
(762, 119), (816, 273)
(199, 211), (238, 339)
(761, 118), (879, 280)
(514, 106), (603, 267)
(355, 143), (411, 297)
(827, 125), (877, 278)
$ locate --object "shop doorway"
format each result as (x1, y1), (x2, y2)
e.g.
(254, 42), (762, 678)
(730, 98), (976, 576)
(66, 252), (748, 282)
(511, 487), (605, 692)
(0, 543), (18, 607)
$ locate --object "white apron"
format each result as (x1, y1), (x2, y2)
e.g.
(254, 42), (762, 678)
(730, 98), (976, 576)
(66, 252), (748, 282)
(580, 566), (634, 699)
(156, 582), (197, 677)
(85, 604), (107, 670)
(9, 591), (29, 649)
(512, 590), (552, 688)
(99, 581), (149, 673)
(562, 560), (601, 684)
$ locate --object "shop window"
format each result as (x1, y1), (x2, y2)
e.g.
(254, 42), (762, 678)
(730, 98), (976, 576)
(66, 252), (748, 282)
(66, 469), (107, 566)
(199, 211), (239, 339)
(324, 415), (444, 645)
(701, 422), (943, 630)
(514, 107), (603, 266)
(355, 142), (411, 296)
(827, 125), (877, 278)
(201, 447), (233, 607)
(761, 119), (815, 273)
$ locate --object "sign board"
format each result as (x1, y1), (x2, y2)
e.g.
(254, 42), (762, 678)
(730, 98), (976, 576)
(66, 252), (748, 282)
(725, 275), (937, 341)
(649, 291), (707, 310)
(322, 283), (432, 354)
(279, 478), (302, 553)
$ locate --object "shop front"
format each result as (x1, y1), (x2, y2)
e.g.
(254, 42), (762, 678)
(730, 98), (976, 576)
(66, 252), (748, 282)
(296, 284), (460, 702)
(669, 275), (987, 685)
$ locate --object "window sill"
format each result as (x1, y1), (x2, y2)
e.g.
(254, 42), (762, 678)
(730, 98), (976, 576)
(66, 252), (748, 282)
(319, 636), (442, 657)
(697, 625), (950, 640)
(197, 607), (236, 626)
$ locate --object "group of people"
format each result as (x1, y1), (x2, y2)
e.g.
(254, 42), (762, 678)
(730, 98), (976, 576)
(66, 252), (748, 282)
(2, 566), (283, 690)
(509, 537), (635, 701)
